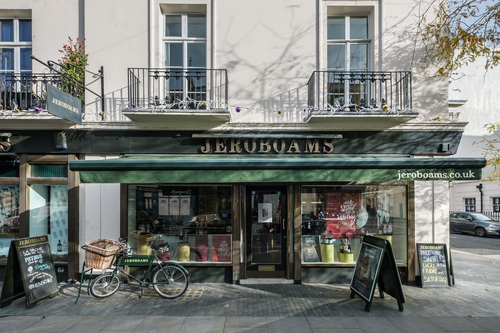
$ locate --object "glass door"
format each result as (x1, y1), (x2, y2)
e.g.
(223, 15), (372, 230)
(246, 186), (287, 278)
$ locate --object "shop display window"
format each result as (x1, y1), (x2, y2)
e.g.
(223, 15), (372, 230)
(0, 185), (19, 264)
(301, 184), (407, 265)
(29, 185), (69, 262)
(128, 185), (232, 263)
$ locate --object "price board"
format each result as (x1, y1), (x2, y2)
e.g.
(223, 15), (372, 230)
(0, 236), (59, 308)
(417, 243), (451, 287)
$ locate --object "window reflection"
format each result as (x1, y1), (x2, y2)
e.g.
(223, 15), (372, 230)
(301, 185), (407, 265)
(129, 185), (232, 263)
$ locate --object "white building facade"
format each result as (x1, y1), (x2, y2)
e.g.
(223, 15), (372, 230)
(449, 55), (500, 217)
(0, 0), (485, 285)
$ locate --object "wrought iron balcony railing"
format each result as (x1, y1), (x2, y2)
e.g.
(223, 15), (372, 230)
(0, 72), (63, 111)
(307, 71), (413, 113)
(127, 68), (228, 111)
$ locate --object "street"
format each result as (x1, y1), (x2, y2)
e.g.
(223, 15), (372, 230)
(450, 232), (500, 256)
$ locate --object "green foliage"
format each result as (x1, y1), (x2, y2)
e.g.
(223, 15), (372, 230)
(419, 0), (500, 76)
(58, 37), (88, 101)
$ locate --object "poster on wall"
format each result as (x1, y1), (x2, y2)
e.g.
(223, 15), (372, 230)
(49, 186), (68, 260)
(158, 197), (169, 216)
(180, 196), (191, 216)
(302, 235), (321, 262)
(325, 190), (361, 238)
(258, 203), (272, 223)
(1, 185), (19, 235)
(212, 235), (231, 262)
(169, 197), (180, 215)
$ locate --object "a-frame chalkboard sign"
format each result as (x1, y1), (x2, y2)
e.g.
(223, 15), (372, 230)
(0, 235), (59, 308)
(416, 243), (451, 287)
(350, 235), (405, 312)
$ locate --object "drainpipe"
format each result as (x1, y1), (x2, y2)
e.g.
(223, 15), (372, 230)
(476, 183), (483, 213)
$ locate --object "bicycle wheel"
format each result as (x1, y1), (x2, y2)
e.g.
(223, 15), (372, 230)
(90, 273), (121, 298)
(153, 264), (188, 299)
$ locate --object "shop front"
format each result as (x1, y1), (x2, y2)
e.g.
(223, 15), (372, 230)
(69, 151), (486, 284)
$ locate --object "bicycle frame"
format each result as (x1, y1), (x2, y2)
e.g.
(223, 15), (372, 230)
(76, 241), (190, 303)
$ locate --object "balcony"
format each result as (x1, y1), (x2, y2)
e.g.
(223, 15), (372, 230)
(305, 71), (418, 130)
(123, 68), (230, 130)
(0, 72), (83, 129)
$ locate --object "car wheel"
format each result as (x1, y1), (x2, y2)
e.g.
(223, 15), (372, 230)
(474, 227), (486, 237)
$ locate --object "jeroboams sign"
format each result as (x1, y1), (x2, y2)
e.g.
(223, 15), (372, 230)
(200, 138), (335, 154)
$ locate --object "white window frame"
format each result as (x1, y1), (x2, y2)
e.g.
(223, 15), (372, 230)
(162, 14), (206, 70)
(0, 18), (32, 75)
(162, 13), (207, 102)
(492, 197), (500, 213)
(326, 15), (371, 107)
(327, 15), (371, 71)
(464, 198), (476, 212)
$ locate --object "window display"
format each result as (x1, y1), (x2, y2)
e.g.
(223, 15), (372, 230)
(128, 185), (232, 263)
(29, 185), (69, 262)
(301, 184), (407, 265)
(0, 185), (19, 264)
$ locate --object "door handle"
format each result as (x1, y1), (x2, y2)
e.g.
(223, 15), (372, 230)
(282, 218), (285, 229)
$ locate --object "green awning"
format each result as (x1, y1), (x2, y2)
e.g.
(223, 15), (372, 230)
(69, 156), (486, 183)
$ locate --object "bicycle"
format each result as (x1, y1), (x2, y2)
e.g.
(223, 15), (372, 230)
(79, 238), (189, 301)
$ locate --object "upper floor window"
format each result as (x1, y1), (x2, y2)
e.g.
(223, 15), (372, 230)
(163, 14), (206, 103)
(464, 198), (476, 212)
(164, 14), (206, 68)
(492, 197), (500, 213)
(0, 18), (32, 76)
(326, 15), (371, 108)
(327, 16), (369, 71)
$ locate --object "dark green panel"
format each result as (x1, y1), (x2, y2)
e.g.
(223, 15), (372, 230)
(76, 167), (484, 183)
(5, 130), (465, 155)
(31, 164), (68, 177)
(69, 156), (486, 171)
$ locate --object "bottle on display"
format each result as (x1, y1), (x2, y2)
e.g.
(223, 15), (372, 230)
(57, 239), (62, 252)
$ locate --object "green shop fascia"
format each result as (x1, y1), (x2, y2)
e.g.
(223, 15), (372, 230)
(63, 130), (485, 284)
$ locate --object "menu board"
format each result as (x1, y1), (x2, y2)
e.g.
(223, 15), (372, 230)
(0, 235), (59, 308)
(417, 243), (451, 287)
(350, 241), (384, 302)
(350, 236), (405, 312)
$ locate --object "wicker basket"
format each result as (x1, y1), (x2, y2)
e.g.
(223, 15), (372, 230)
(84, 239), (122, 269)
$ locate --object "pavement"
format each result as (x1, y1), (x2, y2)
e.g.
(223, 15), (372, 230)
(0, 249), (500, 332)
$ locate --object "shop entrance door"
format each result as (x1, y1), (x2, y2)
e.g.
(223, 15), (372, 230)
(246, 186), (287, 278)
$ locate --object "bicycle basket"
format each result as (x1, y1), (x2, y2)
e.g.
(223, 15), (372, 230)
(84, 238), (122, 269)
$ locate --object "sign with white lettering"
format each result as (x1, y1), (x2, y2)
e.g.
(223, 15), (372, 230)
(0, 235), (59, 308)
(417, 243), (451, 287)
(47, 85), (82, 124)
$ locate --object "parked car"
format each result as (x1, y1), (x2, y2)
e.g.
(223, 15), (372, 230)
(449, 212), (500, 237)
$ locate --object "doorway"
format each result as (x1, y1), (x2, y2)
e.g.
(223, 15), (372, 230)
(245, 186), (287, 278)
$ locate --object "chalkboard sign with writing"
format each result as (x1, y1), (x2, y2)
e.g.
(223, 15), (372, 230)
(0, 236), (59, 308)
(350, 236), (405, 312)
(350, 241), (384, 303)
(417, 243), (451, 287)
